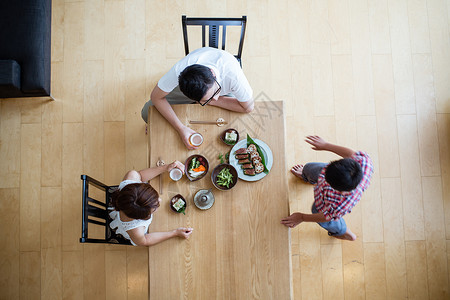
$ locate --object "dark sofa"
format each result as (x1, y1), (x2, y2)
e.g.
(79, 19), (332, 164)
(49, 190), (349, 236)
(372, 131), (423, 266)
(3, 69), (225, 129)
(0, 0), (52, 98)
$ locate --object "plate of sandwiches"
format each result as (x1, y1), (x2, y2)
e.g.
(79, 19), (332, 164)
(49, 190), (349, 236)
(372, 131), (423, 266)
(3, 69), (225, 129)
(229, 139), (273, 181)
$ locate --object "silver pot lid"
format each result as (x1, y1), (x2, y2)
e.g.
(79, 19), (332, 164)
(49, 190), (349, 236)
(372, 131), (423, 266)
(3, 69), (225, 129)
(193, 189), (215, 210)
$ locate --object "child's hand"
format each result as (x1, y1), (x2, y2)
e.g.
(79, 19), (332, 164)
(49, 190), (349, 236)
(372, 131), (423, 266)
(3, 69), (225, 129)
(167, 160), (185, 174)
(175, 227), (194, 239)
(281, 213), (304, 228)
(305, 135), (328, 151)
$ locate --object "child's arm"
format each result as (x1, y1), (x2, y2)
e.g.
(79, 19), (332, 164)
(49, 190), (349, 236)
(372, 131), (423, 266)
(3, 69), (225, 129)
(281, 212), (328, 228)
(128, 227), (194, 246)
(122, 161), (185, 183)
(305, 135), (356, 158)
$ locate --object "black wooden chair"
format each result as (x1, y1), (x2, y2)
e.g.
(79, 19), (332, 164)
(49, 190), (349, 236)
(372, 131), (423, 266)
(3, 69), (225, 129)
(181, 15), (247, 66)
(80, 175), (132, 245)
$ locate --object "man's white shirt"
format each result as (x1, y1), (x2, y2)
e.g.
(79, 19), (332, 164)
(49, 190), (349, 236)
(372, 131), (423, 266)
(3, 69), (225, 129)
(158, 47), (253, 102)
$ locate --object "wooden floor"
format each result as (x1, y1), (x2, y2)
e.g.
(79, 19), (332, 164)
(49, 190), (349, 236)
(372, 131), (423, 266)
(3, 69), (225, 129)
(1, 0), (449, 299)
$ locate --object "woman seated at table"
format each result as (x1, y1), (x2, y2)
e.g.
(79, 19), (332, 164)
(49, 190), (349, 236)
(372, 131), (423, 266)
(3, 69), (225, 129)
(109, 161), (193, 246)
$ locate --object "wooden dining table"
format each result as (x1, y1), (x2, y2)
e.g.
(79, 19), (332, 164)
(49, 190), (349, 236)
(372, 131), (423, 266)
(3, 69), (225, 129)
(147, 101), (292, 299)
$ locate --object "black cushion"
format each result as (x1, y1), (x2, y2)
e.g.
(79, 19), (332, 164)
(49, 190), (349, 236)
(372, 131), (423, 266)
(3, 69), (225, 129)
(0, 0), (51, 97)
(0, 60), (22, 97)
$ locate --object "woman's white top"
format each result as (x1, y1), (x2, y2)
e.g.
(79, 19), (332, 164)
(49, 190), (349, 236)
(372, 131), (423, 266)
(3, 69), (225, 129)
(109, 179), (153, 246)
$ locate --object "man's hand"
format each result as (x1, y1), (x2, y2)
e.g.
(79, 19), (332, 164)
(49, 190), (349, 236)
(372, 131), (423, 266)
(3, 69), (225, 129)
(179, 126), (199, 150)
(305, 135), (329, 151)
(239, 98), (254, 113)
(281, 212), (305, 228)
(209, 96), (254, 113)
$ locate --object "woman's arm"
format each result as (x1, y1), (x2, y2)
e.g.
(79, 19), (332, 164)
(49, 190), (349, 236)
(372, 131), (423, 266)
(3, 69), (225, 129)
(123, 161), (185, 183)
(128, 227), (194, 246)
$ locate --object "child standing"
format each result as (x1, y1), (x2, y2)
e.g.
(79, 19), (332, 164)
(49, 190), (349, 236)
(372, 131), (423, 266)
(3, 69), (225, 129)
(281, 136), (373, 241)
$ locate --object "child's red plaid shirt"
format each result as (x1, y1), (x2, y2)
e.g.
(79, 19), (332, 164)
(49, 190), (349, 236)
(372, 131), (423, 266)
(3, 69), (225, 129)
(314, 151), (374, 221)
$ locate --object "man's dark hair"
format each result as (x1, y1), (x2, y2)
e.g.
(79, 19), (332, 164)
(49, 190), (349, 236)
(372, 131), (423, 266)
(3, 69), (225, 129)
(178, 64), (215, 101)
(325, 158), (363, 191)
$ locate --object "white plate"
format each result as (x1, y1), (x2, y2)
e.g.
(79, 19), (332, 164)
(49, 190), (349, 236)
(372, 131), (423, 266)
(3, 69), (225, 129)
(229, 139), (273, 182)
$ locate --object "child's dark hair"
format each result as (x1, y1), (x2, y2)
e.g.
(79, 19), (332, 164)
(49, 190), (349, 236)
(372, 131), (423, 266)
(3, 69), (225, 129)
(325, 158), (363, 191)
(111, 183), (160, 220)
(178, 64), (215, 101)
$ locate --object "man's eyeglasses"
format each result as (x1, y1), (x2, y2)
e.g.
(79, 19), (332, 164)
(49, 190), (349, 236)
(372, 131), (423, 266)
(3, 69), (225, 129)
(200, 78), (221, 106)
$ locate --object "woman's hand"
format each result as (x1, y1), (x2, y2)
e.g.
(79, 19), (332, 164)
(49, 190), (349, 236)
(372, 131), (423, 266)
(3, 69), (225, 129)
(179, 126), (198, 150)
(281, 213), (305, 228)
(174, 227), (194, 239)
(305, 135), (329, 151)
(167, 160), (185, 174)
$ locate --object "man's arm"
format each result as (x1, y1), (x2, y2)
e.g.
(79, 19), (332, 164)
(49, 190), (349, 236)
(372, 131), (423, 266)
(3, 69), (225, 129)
(208, 96), (254, 113)
(305, 135), (356, 158)
(150, 85), (198, 150)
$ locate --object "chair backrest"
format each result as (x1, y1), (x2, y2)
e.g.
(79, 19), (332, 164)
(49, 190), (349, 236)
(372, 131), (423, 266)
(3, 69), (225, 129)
(80, 175), (132, 245)
(182, 15), (247, 66)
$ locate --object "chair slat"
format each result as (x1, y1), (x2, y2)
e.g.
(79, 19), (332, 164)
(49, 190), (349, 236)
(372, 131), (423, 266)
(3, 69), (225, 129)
(88, 218), (106, 226)
(209, 25), (218, 48)
(87, 204), (107, 218)
(87, 197), (106, 208)
(202, 25), (206, 47)
(81, 174), (108, 190)
(221, 26), (226, 50)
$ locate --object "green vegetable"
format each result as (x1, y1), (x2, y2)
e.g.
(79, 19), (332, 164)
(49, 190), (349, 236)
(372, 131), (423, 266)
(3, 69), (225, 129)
(218, 153), (229, 164)
(224, 139), (236, 145)
(216, 168), (234, 188)
(247, 134), (269, 174)
(189, 158), (197, 171)
(195, 160), (200, 169)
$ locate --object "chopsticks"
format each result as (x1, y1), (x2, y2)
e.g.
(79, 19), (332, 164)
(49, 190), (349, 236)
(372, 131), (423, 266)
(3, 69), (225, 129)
(189, 117), (227, 127)
(156, 158), (165, 195)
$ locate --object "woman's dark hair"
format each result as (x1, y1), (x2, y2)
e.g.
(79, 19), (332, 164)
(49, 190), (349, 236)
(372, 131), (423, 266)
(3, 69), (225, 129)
(110, 183), (160, 220)
(325, 158), (363, 191)
(178, 64), (215, 101)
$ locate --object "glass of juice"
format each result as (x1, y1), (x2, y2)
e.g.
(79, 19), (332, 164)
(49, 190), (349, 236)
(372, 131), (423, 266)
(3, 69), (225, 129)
(169, 168), (183, 181)
(189, 133), (203, 147)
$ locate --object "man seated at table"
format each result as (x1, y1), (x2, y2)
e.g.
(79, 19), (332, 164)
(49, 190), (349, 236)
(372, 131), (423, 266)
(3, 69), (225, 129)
(141, 47), (254, 149)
